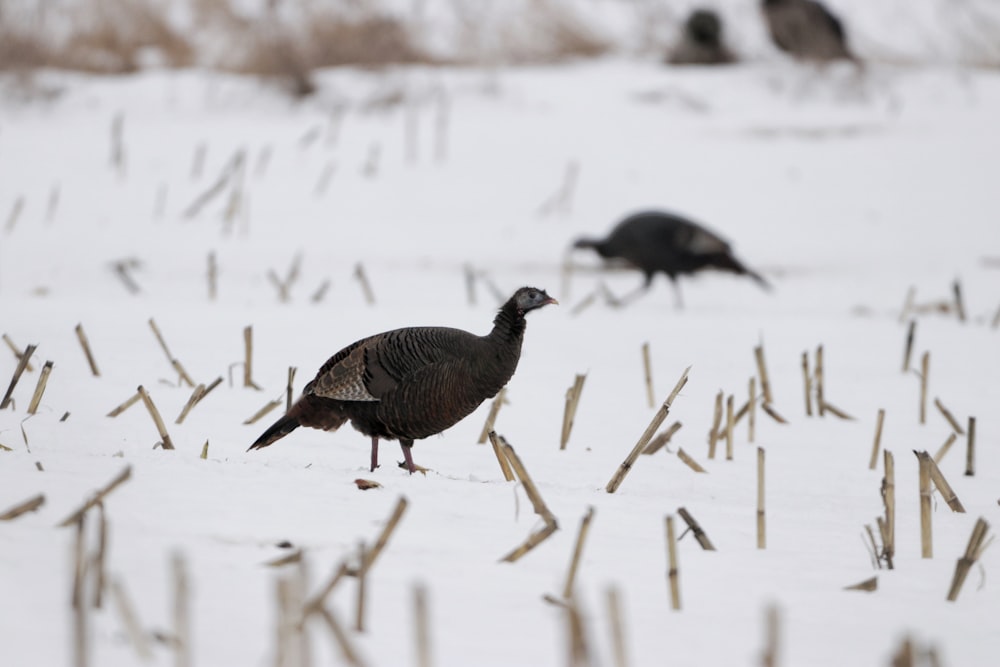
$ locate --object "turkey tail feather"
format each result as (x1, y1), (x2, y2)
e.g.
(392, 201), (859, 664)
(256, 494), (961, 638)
(248, 413), (301, 451)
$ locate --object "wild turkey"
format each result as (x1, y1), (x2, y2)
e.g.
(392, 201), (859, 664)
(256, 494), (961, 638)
(248, 287), (557, 473)
(666, 9), (736, 66)
(761, 0), (856, 63)
(572, 210), (769, 308)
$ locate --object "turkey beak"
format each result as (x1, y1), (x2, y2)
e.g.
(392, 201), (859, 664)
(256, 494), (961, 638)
(545, 296), (559, 306)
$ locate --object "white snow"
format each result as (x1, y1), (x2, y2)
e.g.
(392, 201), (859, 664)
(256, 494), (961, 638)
(1, 57), (999, 667)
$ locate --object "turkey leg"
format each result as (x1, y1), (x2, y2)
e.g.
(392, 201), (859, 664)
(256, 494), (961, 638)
(370, 437), (379, 472)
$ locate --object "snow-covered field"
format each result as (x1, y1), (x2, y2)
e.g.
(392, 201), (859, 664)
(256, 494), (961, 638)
(1, 56), (999, 666)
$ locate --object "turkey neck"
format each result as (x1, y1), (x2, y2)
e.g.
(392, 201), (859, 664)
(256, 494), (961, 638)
(488, 299), (528, 347)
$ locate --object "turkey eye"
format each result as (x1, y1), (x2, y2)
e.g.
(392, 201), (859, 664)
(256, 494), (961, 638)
(529, 291), (538, 299)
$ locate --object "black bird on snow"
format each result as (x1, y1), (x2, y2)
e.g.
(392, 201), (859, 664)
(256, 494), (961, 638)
(572, 210), (770, 308)
(761, 0), (857, 63)
(666, 9), (736, 66)
(248, 287), (557, 473)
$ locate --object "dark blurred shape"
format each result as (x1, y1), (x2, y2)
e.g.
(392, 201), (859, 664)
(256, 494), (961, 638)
(761, 0), (857, 63)
(666, 9), (736, 66)
(573, 210), (769, 308)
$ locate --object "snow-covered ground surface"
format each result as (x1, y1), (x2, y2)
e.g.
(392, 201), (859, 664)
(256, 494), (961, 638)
(1, 58), (999, 666)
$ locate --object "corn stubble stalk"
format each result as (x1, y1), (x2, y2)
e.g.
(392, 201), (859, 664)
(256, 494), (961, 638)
(725, 394), (735, 461)
(748, 377), (757, 442)
(500, 443), (559, 562)
(712, 398), (752, 442)
(244, 325), (262, 390)
(677, 448), (707, 473)
(3, 334), (35, 371)
(754, 344), (773, 404)
(175, 377), (222, 424)
(205, 251), (219, 301)
(275, 577), (294, 667)
(605, 587), (628, 667)
(902, 319), (916, 372)
(245, 399), (282, 425)
(354, 541), (368, 633)
(75, 324), (100, 377)
(317, 604), (367, 667)
(1, 342), (36, 410)
(107, 391), (141, 417)
(757, 447), (766, 550)
(286, 367), (297, 412)
(91, 502), (108, 609)
(606, 366), (690, 493)
(642, 342), (655, 408)
(0, 493), (45, 521)
(265, 549), (303, 568)
(311, 280), (331, 303)
(353, 263), (375, 305)
(707, 390), (723, 459)
(919, 351), (929, 424)
(821, 401), (853, 420)
(964, 416), (976, 477)
(112, 258), (142, 294)
(864, 524), (881, 570)
(58, 466), (132, 527)
(952, 279), (966, 322)
(815, 345), (825, 417)
(946, 518), (992, 602)
(899, 286), (916, 323)
(268, 254), (303, 303)
(478, 388), (507, 444)
(562, 506), (596, 599)
(665, 515), (681, 610)
(110, 578), (153, 661)
(183, 149), (245, 219)
(304, 561), (350, 616)
(359, 496), (409, 574)
(933, 433), (957, 464)
(560, 373), (587, 450)
(413, 584), (432, 667)
(677, 507), (716, 550)
(487, 431), (515, 482)
(72, 516), (89, 667)
(27, 361), (54, 415)
(918, 454), (933, 558)
(801, 352), (812, 416)
(542, 594), (591, 666)
(148, 319), (194, 387)
(172, 553), (191, 667)
(866, 408), (887, 471)
(5, 195), (25, 233)
(933, 397), (964, 434)
(915, 450), (966, 513)
(761, 605), (779, 667)
(642, 421), (681, 455)
(138, 385), (175, 450)
(110, 112), (126, 176)
(844, 576), (878, 592)
(760, 402), (787, 424)
(879, 450), (896, 569)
